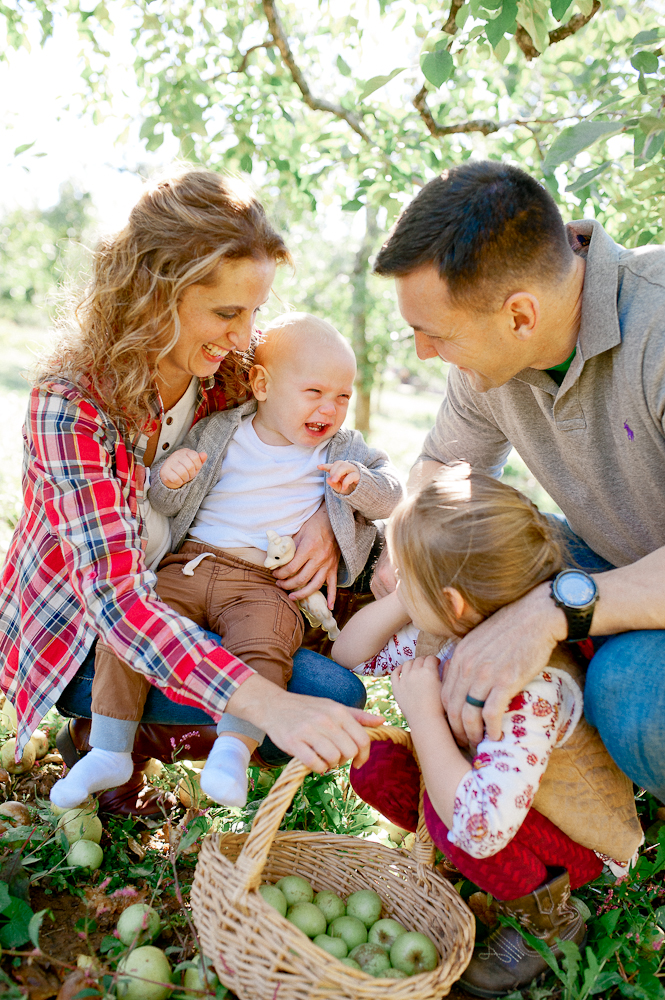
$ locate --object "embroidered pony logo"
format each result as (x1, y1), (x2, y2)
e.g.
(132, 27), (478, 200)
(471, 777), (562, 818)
(624, 421), (634, 441)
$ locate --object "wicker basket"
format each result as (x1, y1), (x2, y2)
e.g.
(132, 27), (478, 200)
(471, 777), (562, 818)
(191, 726), (474, 1000)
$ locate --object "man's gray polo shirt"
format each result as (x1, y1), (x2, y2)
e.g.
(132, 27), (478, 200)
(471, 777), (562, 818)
(421, 219), (665, 568)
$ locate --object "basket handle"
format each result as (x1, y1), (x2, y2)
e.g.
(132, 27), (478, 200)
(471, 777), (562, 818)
(233, 726), (435, 893)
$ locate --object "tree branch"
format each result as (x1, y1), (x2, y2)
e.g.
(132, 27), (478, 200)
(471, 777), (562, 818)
(442, 0), (464, 36)
(261, 0), (371, 143)
(237, 40), (277, 74)
(413, 86), (590, 138)
(516, 0), (601, 61)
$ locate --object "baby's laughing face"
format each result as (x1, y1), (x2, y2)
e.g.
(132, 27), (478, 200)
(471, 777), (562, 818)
(251, 334), (356, 449)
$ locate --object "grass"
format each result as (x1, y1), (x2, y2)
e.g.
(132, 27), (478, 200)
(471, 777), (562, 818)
(0, 320), (662, 999)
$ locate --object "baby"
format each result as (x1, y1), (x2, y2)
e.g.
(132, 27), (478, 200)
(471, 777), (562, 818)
(50, 314), (403, 810)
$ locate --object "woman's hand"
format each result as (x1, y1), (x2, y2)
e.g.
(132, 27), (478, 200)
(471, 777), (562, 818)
(441, 582), (567, 747)
(370, 546), (397, 599)
(224, 675), (384, 771)
(391, 655), (444, 722)
(159, 448), (207, 489)
(272, 503), (341, 607)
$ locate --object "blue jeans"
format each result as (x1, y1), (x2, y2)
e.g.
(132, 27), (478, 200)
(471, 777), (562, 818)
(553, 518), (665, 802)
(57, 642), (367, 767)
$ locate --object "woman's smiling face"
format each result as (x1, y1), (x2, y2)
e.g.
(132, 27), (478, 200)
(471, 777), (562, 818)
(157, 256), (276, 391)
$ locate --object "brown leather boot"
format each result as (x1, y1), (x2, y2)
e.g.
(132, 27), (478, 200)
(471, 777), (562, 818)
(459, 869), (586, 998)
(56, 719), (181, 819)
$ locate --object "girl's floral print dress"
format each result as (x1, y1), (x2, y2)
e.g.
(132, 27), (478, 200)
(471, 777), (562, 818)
(354, 623), (636, 877)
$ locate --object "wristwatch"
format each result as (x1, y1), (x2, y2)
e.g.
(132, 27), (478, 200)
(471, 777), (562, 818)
(550, 569), (598, 642)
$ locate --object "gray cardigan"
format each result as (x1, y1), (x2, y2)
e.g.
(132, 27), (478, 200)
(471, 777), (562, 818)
(149, 400), (403, 587)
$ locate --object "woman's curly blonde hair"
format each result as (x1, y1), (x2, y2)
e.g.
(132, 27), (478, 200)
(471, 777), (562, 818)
(36, 169), (291, 431)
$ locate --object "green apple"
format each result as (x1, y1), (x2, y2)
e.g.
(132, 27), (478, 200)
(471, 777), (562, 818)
(348, 943), (391, 977)
(368, 917), (407, 950)
(313, 934), (348, 959)
(340, 958), (361, 969)
(328, 915), (367, 951)
(67, 840), (103, 870)
(314, 890), (345, 923)
(258, 884), (288, 917)
(57, 808), (102, 846)
(116, 945), (171, 1000)
(390, 931), (439, 975)
(182, 955), (222, 998)
(384, 968), (409, 979)
(117, 903), (161, 946)
(276, 875), (314, 906)
(346, 890), (382, 928)
(286, 901), (327, 938)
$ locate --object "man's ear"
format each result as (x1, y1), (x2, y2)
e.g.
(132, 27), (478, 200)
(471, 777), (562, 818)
(249, 364), (270, 399)
(503, 292), (540, 342)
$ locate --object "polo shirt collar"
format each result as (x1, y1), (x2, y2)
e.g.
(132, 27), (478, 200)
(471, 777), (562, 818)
(512, 219), (622, 393)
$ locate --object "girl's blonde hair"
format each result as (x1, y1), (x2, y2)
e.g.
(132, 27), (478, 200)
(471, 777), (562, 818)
(36, 169), (291, 431)
(387, 464), (565, 637)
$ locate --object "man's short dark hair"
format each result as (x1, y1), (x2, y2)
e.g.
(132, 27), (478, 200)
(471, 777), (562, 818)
(373, 161), (574, 309)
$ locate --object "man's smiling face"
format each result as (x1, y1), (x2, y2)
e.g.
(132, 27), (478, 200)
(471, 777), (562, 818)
(395, 264), (534, 392)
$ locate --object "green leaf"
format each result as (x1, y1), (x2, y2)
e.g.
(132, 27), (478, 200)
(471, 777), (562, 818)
(542, 120), (626, 173)
(0, 896), (33, 948)
(631, 51), (660, 74)
(486, 0), (518, 48)
(0, 883), (10, 912)
(638, 73), (649, 96)
(516, 0), (550, 54)
(13, 141), (35, 157)
(551, 0), (572, 19)
(493, 35), (511, 62)
(420, 49), (453, 88)
(565, 159), (611, 193)
(639, 116), (665, 135)
(455, 3), (470, 29)
(145, 131), (164, 152)
(28, 908), (53, 949)
(358, 67), (404, 101)
(240, 153), (253, 172)
(336, 55), (351, 76)
(632, 29), (662, 45)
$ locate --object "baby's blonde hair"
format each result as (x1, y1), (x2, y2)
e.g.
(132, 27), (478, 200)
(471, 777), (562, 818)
(387, 464), (565, 637)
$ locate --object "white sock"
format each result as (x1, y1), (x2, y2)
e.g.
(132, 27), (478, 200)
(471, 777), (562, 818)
(199, 736), (251, 808)
(49, 748), (134, 810)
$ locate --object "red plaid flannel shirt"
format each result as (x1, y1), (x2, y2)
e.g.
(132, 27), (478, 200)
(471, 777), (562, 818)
(0, 374), (255, 752)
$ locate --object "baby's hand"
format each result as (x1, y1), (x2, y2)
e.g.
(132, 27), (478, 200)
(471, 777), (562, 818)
(159, 448), (207, 489)
(319, 461), (360, 495)
(391, 656), (443, 721)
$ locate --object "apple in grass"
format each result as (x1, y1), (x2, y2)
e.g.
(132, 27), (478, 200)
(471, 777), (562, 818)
(390, 931), (439, 975)
(314, 890), (346, 923)
(368, 918), (407, 950)
(286, 902), (327, 938)
(345, 889), (382, 928)
(328, 915), (367, 951)
(348, 943), (391, 977)
(276, 875), (313, 906)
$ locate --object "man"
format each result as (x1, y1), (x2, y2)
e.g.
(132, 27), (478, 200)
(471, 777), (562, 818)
(371, 159), (665, 993)
(374, 160), (665, 779)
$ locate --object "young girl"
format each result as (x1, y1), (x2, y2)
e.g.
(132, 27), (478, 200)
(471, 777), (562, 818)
(332, 465), (643, 999)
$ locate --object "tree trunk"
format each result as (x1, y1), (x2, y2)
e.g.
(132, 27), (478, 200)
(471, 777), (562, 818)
(351, 206), (379, 436)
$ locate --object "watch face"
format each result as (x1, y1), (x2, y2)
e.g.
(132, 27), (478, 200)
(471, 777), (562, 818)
(556, 571), (597, 608)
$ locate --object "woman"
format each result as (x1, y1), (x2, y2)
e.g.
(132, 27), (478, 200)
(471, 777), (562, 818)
(0, 169), (378, 815)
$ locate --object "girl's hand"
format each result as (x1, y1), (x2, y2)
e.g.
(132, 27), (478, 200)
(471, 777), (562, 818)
(159, 448), (207, 489)
(391, 655), (443, 721)
(318, 461), (360, 495)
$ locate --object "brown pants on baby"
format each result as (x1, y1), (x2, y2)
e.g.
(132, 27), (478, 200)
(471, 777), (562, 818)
(92, 540), (305, 721)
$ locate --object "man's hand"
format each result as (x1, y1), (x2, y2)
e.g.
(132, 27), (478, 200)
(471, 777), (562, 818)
(272, 503), (341, 607)
(391, 655), (443, 722)
(318, 461), (360, 495)
(159, 448), (207, 489)
(224, 674), (384, 771)
(441, 582), (568, 746)
(370, 547), (397, 599)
